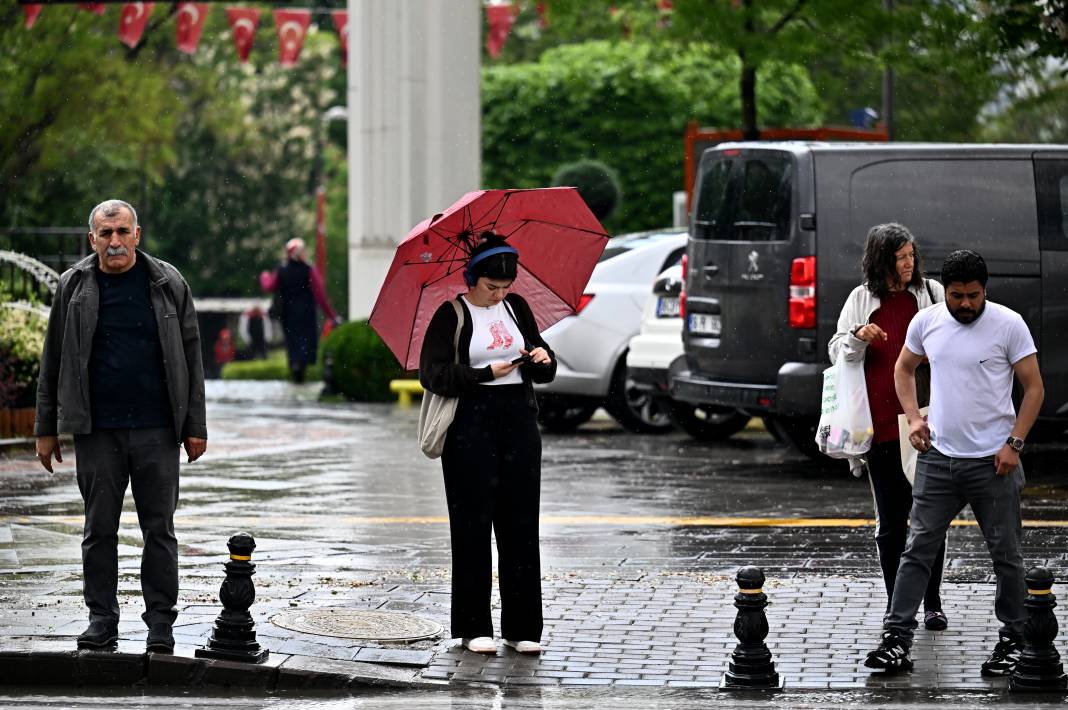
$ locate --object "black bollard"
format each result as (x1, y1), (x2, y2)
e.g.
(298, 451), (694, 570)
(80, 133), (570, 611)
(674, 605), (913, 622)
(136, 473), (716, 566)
(195, 532), (270, 663)
(721, 566), (783, 690)
(1009, 567), (1067, 692)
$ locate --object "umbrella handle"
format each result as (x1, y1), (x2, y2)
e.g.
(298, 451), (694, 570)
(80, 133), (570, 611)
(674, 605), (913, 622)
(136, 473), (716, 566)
(429, 212), (443, 224)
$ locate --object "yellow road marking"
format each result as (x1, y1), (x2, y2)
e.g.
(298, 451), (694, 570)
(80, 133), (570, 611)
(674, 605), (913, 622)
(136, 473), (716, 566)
(4, 514), (1068, 528)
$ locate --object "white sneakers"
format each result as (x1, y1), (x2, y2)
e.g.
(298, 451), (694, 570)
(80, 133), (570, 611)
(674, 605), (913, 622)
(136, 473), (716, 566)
(461, 637), (543, 654)
(462, 637), (497, 654)
(502, 639), (542, 654)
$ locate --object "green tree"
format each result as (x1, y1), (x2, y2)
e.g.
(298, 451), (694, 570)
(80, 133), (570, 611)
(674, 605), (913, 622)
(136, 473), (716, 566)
(482, 40), (822, 233)
(981, 1), (1068, 63)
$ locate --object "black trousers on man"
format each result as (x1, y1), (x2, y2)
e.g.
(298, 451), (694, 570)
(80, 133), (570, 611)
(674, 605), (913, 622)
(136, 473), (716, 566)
(74, 427), (180, 627)
(441, 384), (543, 642)
(866, 440), (945, 614)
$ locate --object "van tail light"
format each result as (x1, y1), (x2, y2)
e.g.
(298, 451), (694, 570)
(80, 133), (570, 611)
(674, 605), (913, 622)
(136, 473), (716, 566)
(575, 293), (595, 315)
(679, 254), (688, 319)
(788, 256), (816, 329)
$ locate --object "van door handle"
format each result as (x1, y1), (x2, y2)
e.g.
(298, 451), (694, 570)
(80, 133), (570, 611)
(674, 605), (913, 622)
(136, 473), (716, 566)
(702, 264), (719, 277)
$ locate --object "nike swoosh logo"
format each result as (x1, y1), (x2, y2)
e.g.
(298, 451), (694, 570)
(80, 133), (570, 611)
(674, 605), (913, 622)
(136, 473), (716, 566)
(979, 359), (989, 364)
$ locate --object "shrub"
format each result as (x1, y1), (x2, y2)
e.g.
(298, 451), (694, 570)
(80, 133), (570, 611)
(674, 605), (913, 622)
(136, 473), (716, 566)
(221, 349), (321, 381)
(482, 40), (823, 234)
(552, 159), (622, 221)
(318, 320), (406, 402)
(0, 302), (48, 408)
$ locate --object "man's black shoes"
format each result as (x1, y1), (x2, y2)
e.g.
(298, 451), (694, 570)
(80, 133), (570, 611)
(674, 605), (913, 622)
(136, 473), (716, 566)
(981, 634), (1022, 676)
(146, 623), (175, 653)
(76, 621), (118, 650)
(864, 630), (914, 672)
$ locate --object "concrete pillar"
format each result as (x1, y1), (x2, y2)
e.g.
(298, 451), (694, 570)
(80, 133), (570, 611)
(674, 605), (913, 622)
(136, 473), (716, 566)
(346, 0), (481, 320)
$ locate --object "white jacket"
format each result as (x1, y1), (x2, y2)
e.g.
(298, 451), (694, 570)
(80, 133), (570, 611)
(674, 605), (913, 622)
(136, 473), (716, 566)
(828, 279), (945, 364)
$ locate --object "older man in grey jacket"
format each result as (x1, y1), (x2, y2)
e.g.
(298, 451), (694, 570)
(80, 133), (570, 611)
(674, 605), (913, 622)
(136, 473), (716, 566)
(35, 199), (207, 653)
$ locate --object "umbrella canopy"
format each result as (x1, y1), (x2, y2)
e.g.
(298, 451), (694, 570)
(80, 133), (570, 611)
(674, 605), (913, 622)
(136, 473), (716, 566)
(370, 187), (609, 371)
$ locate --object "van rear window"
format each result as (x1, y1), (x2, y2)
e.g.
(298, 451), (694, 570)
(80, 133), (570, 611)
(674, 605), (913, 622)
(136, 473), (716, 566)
(693, 154), (793, 242)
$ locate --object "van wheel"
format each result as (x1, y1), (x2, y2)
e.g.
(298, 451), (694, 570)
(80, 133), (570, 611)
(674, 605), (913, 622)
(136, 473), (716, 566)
(764, 416), (822, 459)
(670, 401), (750, 441)
(604, 358), (675, 434)
(536, 395), (598, 433)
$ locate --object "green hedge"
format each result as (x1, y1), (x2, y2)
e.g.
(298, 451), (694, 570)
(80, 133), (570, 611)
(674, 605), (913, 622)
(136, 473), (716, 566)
(221, 350), (321, 381)
(552, 159), (621, 222)
(482, 40), (823, 234)
(318, 320), (406, 402)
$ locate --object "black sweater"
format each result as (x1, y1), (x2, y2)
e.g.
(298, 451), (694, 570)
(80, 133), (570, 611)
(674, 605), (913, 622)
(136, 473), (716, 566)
(419, 293), (557, 409)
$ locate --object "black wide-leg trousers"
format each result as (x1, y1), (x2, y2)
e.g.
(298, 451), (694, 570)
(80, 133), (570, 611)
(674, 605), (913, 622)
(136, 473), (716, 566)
(441, 384), (543, 641)
(74, 427), (180, 627)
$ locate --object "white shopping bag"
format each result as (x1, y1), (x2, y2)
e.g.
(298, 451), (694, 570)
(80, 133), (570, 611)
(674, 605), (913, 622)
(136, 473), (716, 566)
(815, 350), (874, 459)
(897, 406), (929, 486)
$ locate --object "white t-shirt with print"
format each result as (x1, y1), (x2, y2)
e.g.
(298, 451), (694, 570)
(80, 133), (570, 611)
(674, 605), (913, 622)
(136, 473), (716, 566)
(462, 296), (524, 386)
(904, 300), (1037, 458)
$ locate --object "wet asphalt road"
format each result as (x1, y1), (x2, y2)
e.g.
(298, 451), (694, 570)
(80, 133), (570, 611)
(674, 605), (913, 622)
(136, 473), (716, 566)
(2, 381), (1068, 708)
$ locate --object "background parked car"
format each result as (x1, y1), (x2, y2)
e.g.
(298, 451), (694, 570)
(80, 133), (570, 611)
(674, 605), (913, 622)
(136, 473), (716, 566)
(535, 229), (687, 433)
(627, 264), (751, 440)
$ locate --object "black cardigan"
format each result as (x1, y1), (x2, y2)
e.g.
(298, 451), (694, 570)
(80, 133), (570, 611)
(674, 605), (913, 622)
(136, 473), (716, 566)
(418, 293), (557, 409)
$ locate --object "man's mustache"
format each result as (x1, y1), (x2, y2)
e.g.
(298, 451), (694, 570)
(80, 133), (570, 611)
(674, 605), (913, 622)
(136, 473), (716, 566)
(105, 246), (128, 257)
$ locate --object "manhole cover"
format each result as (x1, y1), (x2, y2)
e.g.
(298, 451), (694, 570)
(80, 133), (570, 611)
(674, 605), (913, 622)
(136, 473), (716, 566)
(270, 608), (443, 642)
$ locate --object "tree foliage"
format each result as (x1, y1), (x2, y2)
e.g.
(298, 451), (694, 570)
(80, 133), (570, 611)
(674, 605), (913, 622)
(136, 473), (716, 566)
(0, 3), (349, 307)
(482, 40), (822, 233)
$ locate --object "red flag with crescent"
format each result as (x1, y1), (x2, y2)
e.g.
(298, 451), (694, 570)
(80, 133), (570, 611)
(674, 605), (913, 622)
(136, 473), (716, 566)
(118, 3), (154, 48)
(79, 3), (106, 15)
(23, 4), (43, 29)
(485, 3), (516, 59)
(226, 7), (261, 63)
(176, 2), (209, 54)
(274, 9), (311, 67)
(331, 10), (348, 67)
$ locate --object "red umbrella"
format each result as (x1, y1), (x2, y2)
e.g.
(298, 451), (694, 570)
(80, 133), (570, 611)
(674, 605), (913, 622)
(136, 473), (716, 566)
(370, 187), (609, 371)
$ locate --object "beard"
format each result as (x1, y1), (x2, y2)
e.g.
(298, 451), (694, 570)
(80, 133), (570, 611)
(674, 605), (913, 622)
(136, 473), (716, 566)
(948, 300), (985, 323)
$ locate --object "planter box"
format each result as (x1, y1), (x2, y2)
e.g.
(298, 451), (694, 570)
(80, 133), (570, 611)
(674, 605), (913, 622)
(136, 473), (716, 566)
(0, 408), (35, 439)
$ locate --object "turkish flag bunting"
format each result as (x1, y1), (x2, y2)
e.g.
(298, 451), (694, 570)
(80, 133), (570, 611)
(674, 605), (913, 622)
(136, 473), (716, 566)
(176, 3), (209, 55)
(536, 2), (548, 29)
(118, 3), (154, 49)
(226, 7), (261, 63)
(23, 4), (43, 29)
(485, 3), (516, 59)
(274, 9), (311, 67)
(79, 3), (106, 15)
(331, 10), (348, 67)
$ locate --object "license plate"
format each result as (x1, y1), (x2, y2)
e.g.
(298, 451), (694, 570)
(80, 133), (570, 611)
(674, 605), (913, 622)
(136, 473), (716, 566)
(688, 313), (721, 336)
(656, 296), (680, 318)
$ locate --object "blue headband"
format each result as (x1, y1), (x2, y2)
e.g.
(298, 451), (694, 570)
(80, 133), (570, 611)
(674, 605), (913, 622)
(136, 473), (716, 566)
(467, 245), (518, 271)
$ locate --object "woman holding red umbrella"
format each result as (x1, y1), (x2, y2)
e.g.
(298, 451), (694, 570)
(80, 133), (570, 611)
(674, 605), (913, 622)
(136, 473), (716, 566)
(419, 233), (557, 656)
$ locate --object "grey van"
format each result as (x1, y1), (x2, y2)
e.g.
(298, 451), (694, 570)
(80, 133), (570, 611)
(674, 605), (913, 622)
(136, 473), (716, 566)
(669, 142), (1068, 454)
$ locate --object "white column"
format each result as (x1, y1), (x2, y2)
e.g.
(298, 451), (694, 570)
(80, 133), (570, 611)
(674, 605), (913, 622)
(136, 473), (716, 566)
(347, 0), (481, 321)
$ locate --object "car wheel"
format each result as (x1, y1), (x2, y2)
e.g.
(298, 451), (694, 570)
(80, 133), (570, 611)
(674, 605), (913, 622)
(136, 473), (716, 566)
(669, 401), (750, 441)
(764, 415), (823, 459)
(536, 395), (598, 433)
(604, 358), (675, 434)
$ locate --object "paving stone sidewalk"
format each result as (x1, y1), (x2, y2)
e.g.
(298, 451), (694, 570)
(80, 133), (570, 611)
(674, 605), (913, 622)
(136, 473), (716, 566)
(3, 569), (1066, 691)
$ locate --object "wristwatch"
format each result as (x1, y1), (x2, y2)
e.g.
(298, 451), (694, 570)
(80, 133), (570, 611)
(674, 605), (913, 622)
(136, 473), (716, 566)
(1006, 436), (1025, 453)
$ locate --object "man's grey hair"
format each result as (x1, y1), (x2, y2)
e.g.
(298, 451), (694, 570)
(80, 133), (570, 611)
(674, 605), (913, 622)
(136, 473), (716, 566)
(88, 199), (138, 235)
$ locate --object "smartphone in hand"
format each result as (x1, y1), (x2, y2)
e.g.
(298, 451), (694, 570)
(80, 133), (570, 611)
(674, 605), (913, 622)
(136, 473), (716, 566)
(510, 354), (532, 365)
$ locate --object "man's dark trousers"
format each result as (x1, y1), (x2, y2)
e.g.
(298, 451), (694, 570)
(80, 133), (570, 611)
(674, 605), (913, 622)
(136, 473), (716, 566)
(885, 447), (1026, 642)
(74, 427), (180, 626)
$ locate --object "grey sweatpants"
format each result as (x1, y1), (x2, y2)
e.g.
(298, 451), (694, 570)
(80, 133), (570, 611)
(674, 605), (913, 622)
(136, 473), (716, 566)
(885, 447), (1026, 642)
(74, 427), (180, 627)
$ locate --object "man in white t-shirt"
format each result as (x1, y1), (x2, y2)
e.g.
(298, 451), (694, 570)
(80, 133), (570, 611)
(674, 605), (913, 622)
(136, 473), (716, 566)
(863, 249), (1045, 677)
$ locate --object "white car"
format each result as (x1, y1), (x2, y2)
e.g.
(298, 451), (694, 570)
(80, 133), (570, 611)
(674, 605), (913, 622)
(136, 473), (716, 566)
(534, 229), (687, 433)
(627, 264), (750, 440)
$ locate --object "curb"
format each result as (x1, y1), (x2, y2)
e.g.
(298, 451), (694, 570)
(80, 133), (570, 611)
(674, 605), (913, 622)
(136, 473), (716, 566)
(0, 650), (442, 690)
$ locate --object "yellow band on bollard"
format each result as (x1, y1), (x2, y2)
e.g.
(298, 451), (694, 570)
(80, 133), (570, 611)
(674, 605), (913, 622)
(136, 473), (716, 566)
(230, 554), (251, 561)
(1028, 588), (1052, 595)
(739, 588), (763, 594)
